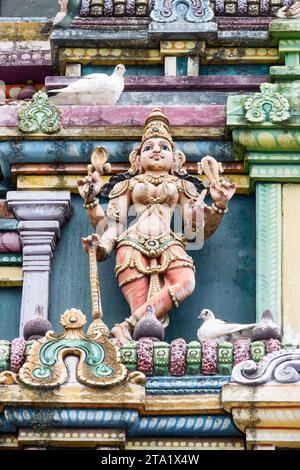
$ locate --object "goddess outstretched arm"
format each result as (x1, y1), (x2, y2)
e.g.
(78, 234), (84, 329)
(82, 180), (131, 261)
(78, 172), (107, 230)
(179, 180), (236, 241)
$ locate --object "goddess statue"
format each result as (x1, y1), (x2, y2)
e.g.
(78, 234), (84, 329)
(78, 108), (236, 344)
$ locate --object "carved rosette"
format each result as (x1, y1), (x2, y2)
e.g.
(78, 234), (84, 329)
(244, 83), (290, 124)
(18, 91), (62, 135)
(231, 349), (300, 385)
(151, 0), (214, 23)
(18, 309), (127, 388)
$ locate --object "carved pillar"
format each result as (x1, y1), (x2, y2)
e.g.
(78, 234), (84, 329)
(6, 191), (71, 336)
(256, 184), (282, 325)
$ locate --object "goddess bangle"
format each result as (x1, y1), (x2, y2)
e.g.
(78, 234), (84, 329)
(211, 202), (228, 215)
(83, 198), (99, 209)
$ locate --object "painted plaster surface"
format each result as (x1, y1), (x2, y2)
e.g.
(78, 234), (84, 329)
(0, 288), (22, 340)
(0, 267), (22, 286)
(0, 105), (226, 128)
(15, 174), (249, 194)
(46, 75), (268, 92)
(283, 184), (300, 343)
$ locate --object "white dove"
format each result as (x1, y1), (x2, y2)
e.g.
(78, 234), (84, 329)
(49, 64), (126, 106)
(197, 309), (256, 344)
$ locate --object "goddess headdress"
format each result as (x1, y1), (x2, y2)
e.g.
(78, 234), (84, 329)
(129, 108), (186, 174)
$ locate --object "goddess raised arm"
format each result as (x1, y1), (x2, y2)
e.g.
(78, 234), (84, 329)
(79, 108), (236, 344)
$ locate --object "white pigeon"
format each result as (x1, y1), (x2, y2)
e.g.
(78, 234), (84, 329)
(49, 64), (126, 105)
(197, 308), (256, 344)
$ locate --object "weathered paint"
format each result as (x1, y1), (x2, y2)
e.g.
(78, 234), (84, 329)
(0, 267), (22, 287)
(0, 126), (228, 141)
(16, 174), (250, 194)
(0, 140), (236, 184)
(282, 184), (300, 343)
(46, 75), (268, 93)
(233, 129), (300, 153)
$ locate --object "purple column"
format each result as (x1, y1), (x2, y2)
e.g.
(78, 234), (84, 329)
(6, 191), (71, 336)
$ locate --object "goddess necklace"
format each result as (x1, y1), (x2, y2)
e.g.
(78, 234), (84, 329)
(135, 173), (178, 186)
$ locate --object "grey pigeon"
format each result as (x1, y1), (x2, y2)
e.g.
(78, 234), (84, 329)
(197, 308), (256, 343)
(251, 309), (282, 342)
(49, 64), (126, 106)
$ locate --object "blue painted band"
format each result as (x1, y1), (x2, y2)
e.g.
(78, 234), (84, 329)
(0, 141), (235, 183)
(2, 407), (241, 437)
(0, 219), (18, 231)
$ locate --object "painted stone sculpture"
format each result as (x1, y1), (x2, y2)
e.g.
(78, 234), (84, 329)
(18, 91), (61, 134)
(79, 108), (236, 344)
(150, 0), (214, 23)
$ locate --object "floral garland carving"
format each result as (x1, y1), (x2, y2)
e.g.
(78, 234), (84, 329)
(18, 91), (62, 135)
(244, 83), (290, 124)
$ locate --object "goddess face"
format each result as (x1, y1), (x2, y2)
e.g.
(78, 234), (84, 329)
(139, 138), (174, 173)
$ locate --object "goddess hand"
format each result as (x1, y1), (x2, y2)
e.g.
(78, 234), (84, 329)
(81, 233), (109, 261)
(209, 180), (236, 210)
(77, 172), (103, 203)
(189, 189), (207, 214)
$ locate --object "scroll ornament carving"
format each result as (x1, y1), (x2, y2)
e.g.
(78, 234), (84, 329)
(18, 308), (128, 388)
(151, 0), (214, 23)
(18, 91), (62, 134)
(244, 83), (290, 124)
(231, 349), (300, 385)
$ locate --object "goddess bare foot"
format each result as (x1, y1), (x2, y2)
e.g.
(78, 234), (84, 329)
(111, 322), (133, 344)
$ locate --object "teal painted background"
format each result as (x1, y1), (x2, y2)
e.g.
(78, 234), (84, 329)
(0, 288), (22, 340)
(83, 65), (165, 76)
(48, 194), (256, 342)
(200, 64), (270, 75)
(83, 64), (270, 77)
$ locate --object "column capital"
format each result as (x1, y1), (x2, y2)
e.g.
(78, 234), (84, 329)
(6, 191), (71, 226)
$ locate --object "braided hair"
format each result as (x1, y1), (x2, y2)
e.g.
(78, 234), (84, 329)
(100, 169), (207, 200)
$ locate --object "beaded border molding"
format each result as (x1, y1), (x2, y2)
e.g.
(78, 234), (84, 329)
(1, 337), (298, 378)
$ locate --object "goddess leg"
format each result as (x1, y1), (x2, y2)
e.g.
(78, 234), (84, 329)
(132, 266), (195, 322)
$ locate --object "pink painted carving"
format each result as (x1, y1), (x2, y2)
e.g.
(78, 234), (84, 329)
(170, 338), (186, 376)
(202, 339), (217, 374)
(137, 338), (153, 375)
(0, 232), (21, 252)
(10, 337), (26, 373)
(266, 338), (282, 353)
(233, 339), (250, 365)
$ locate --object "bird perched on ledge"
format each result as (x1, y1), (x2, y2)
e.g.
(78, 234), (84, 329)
(197, 308), (256, 343)
(251, 309), (282, 342)
(49, 64), (126, 106)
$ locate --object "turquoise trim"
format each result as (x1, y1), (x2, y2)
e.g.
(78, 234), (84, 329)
(0, 219), (18, 231)
(0, 254), (22, 266)
(146, 375), (230, 394)
(83, 65), (164, 76)
(256, 184), (281, 324)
